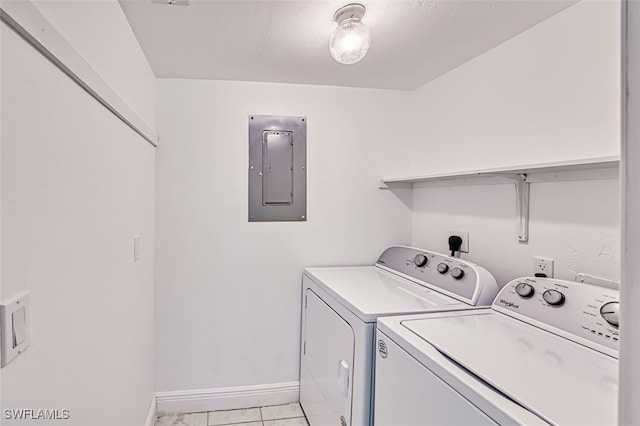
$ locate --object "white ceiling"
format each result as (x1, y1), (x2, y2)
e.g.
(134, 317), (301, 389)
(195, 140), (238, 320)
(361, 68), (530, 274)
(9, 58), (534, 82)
(119, 0), (575, 90)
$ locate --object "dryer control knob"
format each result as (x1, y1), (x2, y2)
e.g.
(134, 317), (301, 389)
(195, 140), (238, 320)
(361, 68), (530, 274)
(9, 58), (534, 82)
(437, 263), (449, 274)
(450, 267), (465, 280)
(413, 254), (428, 268)
(543, 289), (565, 306)
(515, 282), (535, 298)
(600, 301), (619, 327)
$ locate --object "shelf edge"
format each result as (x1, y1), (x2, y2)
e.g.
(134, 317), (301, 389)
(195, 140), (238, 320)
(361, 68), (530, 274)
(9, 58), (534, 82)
(380, 156), (621, 185)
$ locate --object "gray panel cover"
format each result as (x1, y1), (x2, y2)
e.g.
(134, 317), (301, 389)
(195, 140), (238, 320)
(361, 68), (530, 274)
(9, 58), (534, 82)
(249, 115), (306, 221)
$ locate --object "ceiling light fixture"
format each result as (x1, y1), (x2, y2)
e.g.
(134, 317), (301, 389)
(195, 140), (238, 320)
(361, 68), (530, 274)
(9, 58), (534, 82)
(329, 3), (371, 65)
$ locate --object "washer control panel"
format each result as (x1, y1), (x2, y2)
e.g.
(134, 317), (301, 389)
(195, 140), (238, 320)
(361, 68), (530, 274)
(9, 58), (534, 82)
(375, 246), (497, 306)
(493, 277), (619, 356)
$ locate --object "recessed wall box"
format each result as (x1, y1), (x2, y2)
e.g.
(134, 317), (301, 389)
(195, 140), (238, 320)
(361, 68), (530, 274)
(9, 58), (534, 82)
(249, 115), (307, 222)
(1, 292), (31, 368)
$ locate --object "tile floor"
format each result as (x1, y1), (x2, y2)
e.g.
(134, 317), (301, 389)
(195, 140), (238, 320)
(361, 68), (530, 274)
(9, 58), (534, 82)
(155, 402), (309, 426)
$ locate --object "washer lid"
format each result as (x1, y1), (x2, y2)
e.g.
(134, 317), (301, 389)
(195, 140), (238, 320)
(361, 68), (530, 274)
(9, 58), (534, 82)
(402, 313), (618, 426)
(304, 267), (467, 322)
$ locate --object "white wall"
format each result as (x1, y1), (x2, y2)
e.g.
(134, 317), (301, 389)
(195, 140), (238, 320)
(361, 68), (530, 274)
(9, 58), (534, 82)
(408, 0), (620, 173)
(0, 7), (155, 426)
(620, 0), (640, 423)
(0, 11), (3, 413)
(155, 79), (412, 399)
(408, 0), (621, 285)
(32, 0), (156, 128)
(412, 180), (619, 286)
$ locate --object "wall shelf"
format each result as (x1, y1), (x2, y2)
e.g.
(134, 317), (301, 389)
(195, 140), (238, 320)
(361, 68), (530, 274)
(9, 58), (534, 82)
(380, 156), (620, 243)
(380, 156), (620, 188)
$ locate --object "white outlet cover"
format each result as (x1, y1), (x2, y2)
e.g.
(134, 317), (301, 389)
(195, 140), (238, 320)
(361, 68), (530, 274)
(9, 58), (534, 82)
(534, 256), (554, 278)
(1, 292), (31, 368)
(450, 230), (469, 253)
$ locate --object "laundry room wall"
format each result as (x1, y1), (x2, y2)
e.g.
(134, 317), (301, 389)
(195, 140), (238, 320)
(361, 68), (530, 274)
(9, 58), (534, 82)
(406, 0), (621, 286)
(620, 0), (640, 423)
(1, 1), (156, 425)
(0, 20), (3, 409)
(31, 0), (156, 127)
(154, 79), (412, 409)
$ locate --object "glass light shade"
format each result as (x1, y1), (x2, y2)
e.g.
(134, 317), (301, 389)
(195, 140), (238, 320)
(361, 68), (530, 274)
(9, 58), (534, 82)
(329, 18), (371, 65)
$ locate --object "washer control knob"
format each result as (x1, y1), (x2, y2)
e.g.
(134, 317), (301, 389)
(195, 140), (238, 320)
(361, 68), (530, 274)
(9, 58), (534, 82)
(543, 289), (565, 306)
(413, 254), (428, 268)
(450, 267), (465, 280)
(515, 282), (535, 298)
(600, 301), (619, 327)
(437, 263), (449, 274)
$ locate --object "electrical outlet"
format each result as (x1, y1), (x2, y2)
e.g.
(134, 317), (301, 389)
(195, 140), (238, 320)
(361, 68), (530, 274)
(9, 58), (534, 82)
(449, 230), (469, 253)
(534, 256), (554, 277)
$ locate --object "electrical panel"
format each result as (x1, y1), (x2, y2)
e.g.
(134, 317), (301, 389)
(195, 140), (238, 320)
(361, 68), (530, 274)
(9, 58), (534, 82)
(248, 115), (307, 222)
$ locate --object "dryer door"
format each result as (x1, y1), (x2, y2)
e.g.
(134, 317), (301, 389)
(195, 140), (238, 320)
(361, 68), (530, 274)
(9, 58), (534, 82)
(301, 289), (355, 426)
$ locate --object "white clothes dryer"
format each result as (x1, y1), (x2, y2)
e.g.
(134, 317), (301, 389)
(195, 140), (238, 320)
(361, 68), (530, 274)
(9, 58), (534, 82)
(374, 276), (620, 425)
(299, 245), (499, 426)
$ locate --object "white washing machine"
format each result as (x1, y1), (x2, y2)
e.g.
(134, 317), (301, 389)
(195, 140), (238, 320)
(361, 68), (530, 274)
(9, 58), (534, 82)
(299, 245), (499, 426)
(374, 276), (620, 425)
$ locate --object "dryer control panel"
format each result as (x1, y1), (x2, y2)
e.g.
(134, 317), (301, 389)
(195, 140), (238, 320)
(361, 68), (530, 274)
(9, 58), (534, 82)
(493, 277), (619, 357)
(375, 246), (498, 307)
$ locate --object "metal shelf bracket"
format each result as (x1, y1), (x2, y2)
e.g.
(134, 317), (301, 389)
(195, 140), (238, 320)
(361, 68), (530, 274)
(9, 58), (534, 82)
(509, 173), (530, 243)
(380, 157), (619, 243)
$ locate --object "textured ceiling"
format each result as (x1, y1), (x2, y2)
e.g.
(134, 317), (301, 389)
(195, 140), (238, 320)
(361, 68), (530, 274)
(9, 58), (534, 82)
(119, 0), (576, 90)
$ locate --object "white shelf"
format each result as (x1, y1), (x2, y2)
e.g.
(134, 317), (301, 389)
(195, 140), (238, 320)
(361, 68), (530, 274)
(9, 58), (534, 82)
(380, 156), (620, 188)
(380, 156), (620, 243)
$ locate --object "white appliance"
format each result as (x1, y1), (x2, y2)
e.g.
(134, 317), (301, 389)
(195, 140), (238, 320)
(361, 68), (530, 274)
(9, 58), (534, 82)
(299, 245), (499, 426)
(374, 276), (620, 426)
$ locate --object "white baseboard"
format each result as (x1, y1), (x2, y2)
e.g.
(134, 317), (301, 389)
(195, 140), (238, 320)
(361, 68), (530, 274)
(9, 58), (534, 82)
(156, 381), (299, 415)
(144, 394), (157, 426)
